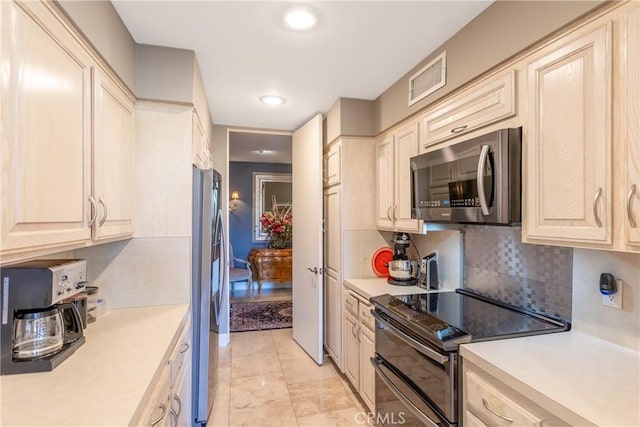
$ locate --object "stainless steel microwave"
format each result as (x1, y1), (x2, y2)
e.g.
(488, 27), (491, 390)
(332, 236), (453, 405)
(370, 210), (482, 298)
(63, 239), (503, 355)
(410, 128), (522, 225)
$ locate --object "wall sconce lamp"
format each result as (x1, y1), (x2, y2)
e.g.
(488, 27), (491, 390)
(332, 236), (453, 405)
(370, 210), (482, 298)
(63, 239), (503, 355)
(229, 190), (240, 213)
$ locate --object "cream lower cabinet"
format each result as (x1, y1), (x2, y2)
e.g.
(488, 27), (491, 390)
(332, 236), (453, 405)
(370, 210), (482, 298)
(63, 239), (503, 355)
(462, 360), (569, 427)
(343, 289), (375, 412)
(375, 122), (421, 232)
(136, 320), (191, 426)
(524, 2), (640, 253)
(92, 67), (135, 241)
(0, 0), (93, 255)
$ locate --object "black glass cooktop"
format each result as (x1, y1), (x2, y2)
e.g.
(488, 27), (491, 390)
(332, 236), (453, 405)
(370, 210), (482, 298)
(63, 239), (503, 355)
(371, 289), (569, 351)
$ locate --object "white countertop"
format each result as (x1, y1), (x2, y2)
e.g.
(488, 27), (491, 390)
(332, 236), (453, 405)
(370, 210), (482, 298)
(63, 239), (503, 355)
(343, 277), (432, 300)
(460, 331), (640, 427)
(0, 304), (189, 426)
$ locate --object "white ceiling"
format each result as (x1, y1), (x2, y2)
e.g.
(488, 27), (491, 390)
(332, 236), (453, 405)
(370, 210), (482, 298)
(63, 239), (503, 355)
(112, 0), (494, 133)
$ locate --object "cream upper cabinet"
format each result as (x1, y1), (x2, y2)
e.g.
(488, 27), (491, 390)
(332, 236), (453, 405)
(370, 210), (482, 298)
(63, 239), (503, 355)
(92, 68), (135, 241)
(393, 122), (420, 232)
(192, 112), (211, 169)
(324, 142), (341, 187)
(420, 70), (516, 150)
(524, 23), (613, 245)
(0, 1), (92, 256)
(375, 123), (420, 232)
(623, 7), (640, 248)
(375, 135), (395, 229)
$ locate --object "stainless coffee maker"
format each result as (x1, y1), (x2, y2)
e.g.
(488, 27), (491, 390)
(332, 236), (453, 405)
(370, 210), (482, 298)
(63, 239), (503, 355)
(1, 259), (87, 375)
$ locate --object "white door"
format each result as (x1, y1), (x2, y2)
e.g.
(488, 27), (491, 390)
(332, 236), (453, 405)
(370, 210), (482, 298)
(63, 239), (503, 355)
(292, 114), (324, 364)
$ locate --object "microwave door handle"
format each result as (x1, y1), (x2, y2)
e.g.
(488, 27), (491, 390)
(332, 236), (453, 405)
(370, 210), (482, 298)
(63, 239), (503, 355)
(477, 145), (491, 216)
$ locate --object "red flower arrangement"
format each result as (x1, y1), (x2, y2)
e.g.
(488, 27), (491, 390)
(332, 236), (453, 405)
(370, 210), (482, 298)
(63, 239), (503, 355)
(260, 200), (292, 249)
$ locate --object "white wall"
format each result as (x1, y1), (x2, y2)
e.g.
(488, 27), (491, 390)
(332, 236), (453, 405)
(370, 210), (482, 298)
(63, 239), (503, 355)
(572, 249), (640, 351)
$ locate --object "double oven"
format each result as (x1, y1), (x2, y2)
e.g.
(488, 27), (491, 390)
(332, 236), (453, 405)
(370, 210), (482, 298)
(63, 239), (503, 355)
(370, 290), (569, 427)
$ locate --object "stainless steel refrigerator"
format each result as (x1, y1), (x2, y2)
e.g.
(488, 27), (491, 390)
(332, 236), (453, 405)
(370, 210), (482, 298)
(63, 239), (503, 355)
(192, 166), (225, 426)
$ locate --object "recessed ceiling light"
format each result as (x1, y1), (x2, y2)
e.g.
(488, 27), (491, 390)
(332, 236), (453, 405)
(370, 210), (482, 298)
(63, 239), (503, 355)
(260, 95), (286, 106)
(283, 7), (317, 31)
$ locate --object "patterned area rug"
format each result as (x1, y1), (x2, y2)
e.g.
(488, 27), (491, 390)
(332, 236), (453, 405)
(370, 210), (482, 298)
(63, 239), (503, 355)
(230, 300), (292, 332)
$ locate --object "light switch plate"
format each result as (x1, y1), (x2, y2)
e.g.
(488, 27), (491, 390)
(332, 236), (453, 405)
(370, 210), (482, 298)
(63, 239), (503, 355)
(602, 279), (623, 309)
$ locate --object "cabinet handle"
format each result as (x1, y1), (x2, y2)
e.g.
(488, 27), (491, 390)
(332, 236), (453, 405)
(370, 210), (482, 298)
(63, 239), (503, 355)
(593, 187), (603, 228)
(351, 322), (358, 337)
(169, 408), (178, 427)
(482, 398), (514, 423)
(150, 403), (167, 426)
(173, 394), (182, 416)
(88, 196), (98, 227)
(356, 325), (361, 343)
(627, 184), (637, 228)
(386, 206), (392, 221)
(450, 125), (468, 134)
(180, 343), (190, 353)
(393, 206), (398, 222)
(98, 197), (108, 226)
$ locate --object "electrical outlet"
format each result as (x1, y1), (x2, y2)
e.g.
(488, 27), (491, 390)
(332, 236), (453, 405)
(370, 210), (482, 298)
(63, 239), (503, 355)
(602, 279), (623, 309)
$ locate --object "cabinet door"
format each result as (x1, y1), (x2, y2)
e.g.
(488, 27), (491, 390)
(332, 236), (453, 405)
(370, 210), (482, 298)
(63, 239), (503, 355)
(359, 324), (376, 412)
(93, 68), (135, 240)
(525, 23), (612, 245)
(375, 136), (394, 229)
(1, 1), (92, 254)
(323, 273), (342, 368)
(192, 113), (206, 169)
(421, 70), (516, 148)
(324, 141), (341, 187)
(343, 309), (360, 388)
(324, 187), (341, 276)
(393, 122), (421, 232)
(624, 8), (640, 248)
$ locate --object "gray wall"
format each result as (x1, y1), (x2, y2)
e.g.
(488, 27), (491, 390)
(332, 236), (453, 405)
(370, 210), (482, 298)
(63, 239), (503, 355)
(57, 0), (136, 91)
(135, 44), (195, 104)
(373, 0), (606, 133)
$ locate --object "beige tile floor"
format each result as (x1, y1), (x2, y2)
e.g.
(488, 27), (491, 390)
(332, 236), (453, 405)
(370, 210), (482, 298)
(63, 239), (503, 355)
(209, 328), (371, 427)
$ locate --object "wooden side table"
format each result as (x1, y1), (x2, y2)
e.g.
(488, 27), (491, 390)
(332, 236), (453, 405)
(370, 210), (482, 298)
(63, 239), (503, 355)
(247, 247), (292, 291)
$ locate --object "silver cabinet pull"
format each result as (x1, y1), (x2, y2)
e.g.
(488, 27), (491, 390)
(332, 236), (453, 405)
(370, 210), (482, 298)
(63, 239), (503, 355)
(393, 206), (398, 222)
(482, 398), (514, 423)
(88, 196), (98, 227)
(450, 125), (468, 134)
(98, 197), (108, 226)
(351, 322), (358, 337)
(180, 342), (190, 353)
(593, 187), (603, 228)
(150, 403), (167, 426)
(386, 206), (392, 221)
(627, 184), (637, 228)
(173, 394), (182, 416)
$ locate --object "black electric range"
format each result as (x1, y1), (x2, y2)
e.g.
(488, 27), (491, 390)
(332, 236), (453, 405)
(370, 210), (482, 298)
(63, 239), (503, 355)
(369, 288), (570, 426)
(371, 288), (569, 351)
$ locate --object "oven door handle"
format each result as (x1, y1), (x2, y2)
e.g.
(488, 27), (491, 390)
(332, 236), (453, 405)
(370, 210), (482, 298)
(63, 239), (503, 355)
(372, 357), (442, 427)
(371, 310), (449, 364)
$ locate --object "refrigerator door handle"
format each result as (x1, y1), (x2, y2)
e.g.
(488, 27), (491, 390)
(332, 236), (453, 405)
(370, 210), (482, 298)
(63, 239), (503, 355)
(216, 209), (227, 326)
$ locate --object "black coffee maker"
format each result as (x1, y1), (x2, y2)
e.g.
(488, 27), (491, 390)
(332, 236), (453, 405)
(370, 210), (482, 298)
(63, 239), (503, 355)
(1, 259), (87, 375)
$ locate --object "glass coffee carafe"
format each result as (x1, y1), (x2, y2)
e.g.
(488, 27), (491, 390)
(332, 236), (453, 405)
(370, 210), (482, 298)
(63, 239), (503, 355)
(13, 303), (82, 360)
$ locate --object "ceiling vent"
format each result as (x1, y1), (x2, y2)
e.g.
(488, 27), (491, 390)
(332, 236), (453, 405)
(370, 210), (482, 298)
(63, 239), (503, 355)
(408, 51), (446, 106)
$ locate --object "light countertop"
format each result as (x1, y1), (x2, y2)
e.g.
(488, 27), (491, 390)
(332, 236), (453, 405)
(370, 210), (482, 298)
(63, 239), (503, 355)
(0, 304), (189, 426)
(344, 277), (452, 300)
(460, 331), (640, 427)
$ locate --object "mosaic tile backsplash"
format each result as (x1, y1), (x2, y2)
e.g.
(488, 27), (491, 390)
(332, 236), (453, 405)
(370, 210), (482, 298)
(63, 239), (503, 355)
(462, 225), (573, 322)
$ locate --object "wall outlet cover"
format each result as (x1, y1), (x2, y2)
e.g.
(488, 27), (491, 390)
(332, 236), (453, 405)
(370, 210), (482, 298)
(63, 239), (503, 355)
(602, 279), (623, 310)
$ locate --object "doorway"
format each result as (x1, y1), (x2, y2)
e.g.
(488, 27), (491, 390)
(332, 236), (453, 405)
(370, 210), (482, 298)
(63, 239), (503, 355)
(227, 130), (293, 332)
